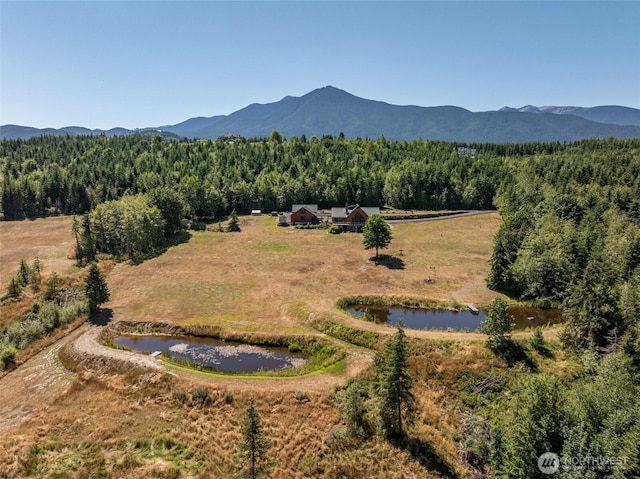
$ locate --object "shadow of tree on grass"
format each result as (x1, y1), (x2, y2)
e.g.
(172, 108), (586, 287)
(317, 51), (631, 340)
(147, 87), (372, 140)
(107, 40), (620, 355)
(393, 436), (458, 478)
(89, 308), (113, 327)
(369, 254), (405, 270)
(490, 339), (537, 370)
(129, 231), (192, 266)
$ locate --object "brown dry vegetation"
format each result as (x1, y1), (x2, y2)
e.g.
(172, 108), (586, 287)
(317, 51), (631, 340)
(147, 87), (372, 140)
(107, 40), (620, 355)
(2, 212), (546, 478)
(105, 213), (502, 335)
(0, 216), (76, 284)
(0, 336), (504, 478)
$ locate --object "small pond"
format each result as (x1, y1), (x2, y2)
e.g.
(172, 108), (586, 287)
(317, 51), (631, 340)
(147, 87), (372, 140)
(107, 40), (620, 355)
(346, 305), (563, 332)
(113, 334), (309, 373)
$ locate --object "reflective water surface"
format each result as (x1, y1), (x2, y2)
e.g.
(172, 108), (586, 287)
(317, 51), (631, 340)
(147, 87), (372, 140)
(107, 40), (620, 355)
(347, 305), (563, 332)
(113, 334), (308, 373)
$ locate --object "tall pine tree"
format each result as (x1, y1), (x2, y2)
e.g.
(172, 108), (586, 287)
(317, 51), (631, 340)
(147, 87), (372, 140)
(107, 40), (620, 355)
(85, 263), (110, 316)
(377, 321), (416, 440)
(236, 398), (271, 479)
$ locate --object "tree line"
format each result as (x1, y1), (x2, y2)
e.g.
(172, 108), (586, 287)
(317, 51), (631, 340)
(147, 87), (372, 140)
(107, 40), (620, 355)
(1, 133), (507, 220)
(486, 138), (640, 350)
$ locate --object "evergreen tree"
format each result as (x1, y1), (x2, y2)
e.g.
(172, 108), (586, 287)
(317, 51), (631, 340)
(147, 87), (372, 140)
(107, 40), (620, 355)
(29, 257), (42, 291)
(561, 248), (623, 350)
(85, 263), (110, 315)
(17, 258), (31, 286)
(43, 272), (58, 301)
(363, 214), (392, 258)
(377, 322), (416, 440)
(478, 297), (515, 351)
(495, 374), (564, 479)
(6, 275), (23, 299)
(236, 398), (270, 479)
(227, 209), (241, 232)
(339, 380), (371, 439)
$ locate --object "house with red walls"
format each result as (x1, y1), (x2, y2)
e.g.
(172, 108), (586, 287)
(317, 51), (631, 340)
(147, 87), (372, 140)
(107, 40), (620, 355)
(331, 204), (380, 232)
(290, 204), (319, 225)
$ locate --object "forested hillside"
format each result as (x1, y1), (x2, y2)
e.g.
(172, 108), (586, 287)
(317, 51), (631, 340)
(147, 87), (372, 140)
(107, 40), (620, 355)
(2, 135), (640, 343)
(1, 133), (506, 219)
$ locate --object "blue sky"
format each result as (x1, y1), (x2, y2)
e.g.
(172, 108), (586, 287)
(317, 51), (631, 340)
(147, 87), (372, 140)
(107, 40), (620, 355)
(1, 1), (639, 129)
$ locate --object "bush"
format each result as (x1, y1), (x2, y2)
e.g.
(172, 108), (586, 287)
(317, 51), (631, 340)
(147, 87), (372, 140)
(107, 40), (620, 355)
(172, 389), (188, 404)
(328, 225), (342, 235)
(1, 346), (17, 367)
(40, 303), (61, 331)
(189, 221), (206, 231)
(223, 391), (234, 404)
(190, 387), (211, 406)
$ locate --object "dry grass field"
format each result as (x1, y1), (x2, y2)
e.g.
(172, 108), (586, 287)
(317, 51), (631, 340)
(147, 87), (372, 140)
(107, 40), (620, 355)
(0, 334), (506, 478)
(0, 213), (514, 478)
(105, 213), (502, 335)
(0, 216), (77, 285)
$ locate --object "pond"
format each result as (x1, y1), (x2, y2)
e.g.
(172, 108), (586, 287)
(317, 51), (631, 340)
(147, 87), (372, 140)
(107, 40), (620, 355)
(346, 304), (563, 332)
(113, 334), (309, 373)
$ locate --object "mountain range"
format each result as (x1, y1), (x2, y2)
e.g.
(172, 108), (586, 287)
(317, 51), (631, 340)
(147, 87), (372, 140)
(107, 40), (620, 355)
(3, 86), (640, 143)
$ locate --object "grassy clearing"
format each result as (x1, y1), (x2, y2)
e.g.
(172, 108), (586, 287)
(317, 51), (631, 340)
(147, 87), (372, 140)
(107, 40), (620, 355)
(103, 213), (502, 335)
(0, 216), (76, 285)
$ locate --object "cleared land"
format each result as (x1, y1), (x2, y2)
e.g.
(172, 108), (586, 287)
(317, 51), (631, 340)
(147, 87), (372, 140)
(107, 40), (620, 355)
(105, 213), (502, 335)
(0, 213), (510, 478)
(0, 216), (76, 285)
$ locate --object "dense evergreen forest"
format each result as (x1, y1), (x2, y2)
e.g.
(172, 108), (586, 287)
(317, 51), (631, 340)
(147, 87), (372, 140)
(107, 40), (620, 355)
(2, 134), (640, 348)
(0, 133), (507, 220)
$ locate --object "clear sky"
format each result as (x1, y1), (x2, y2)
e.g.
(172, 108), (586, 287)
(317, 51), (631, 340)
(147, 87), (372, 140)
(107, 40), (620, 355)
(1, 0), (639, 130)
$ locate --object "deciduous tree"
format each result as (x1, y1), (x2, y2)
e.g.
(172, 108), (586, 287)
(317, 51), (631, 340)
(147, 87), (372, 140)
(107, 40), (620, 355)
(479, 297), (515, 351)
(147, 187), (187, 236)
(363, 214), (392, 259)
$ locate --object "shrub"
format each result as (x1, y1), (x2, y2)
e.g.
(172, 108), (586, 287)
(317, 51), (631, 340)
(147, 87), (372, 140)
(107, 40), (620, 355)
(40, 303), (61, 331)
(328, 225), (342, 235)
(189, 221), (206, 231)
(1, 346), (17, 367)
(293, 390), (309, 402)
(172, 389), (188, 405)
(223, 391), (234, 404)
(191, 387), (211, 406)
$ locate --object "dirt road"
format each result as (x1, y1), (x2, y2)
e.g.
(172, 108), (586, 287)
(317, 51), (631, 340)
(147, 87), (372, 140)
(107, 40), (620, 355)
(0, 326), (83, 434)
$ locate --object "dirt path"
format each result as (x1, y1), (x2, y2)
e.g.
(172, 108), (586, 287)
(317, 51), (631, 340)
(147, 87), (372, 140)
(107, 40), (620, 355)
(70, 324), (166, 371)
(0, 326), (84, 434)
(385, 210), (495, 224)
(0, 310), (544, 434)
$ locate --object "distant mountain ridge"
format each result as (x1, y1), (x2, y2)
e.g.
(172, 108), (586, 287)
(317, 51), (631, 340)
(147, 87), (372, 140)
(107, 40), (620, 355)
(499, 105), (640, 126)
(2, 86), (640, 143)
